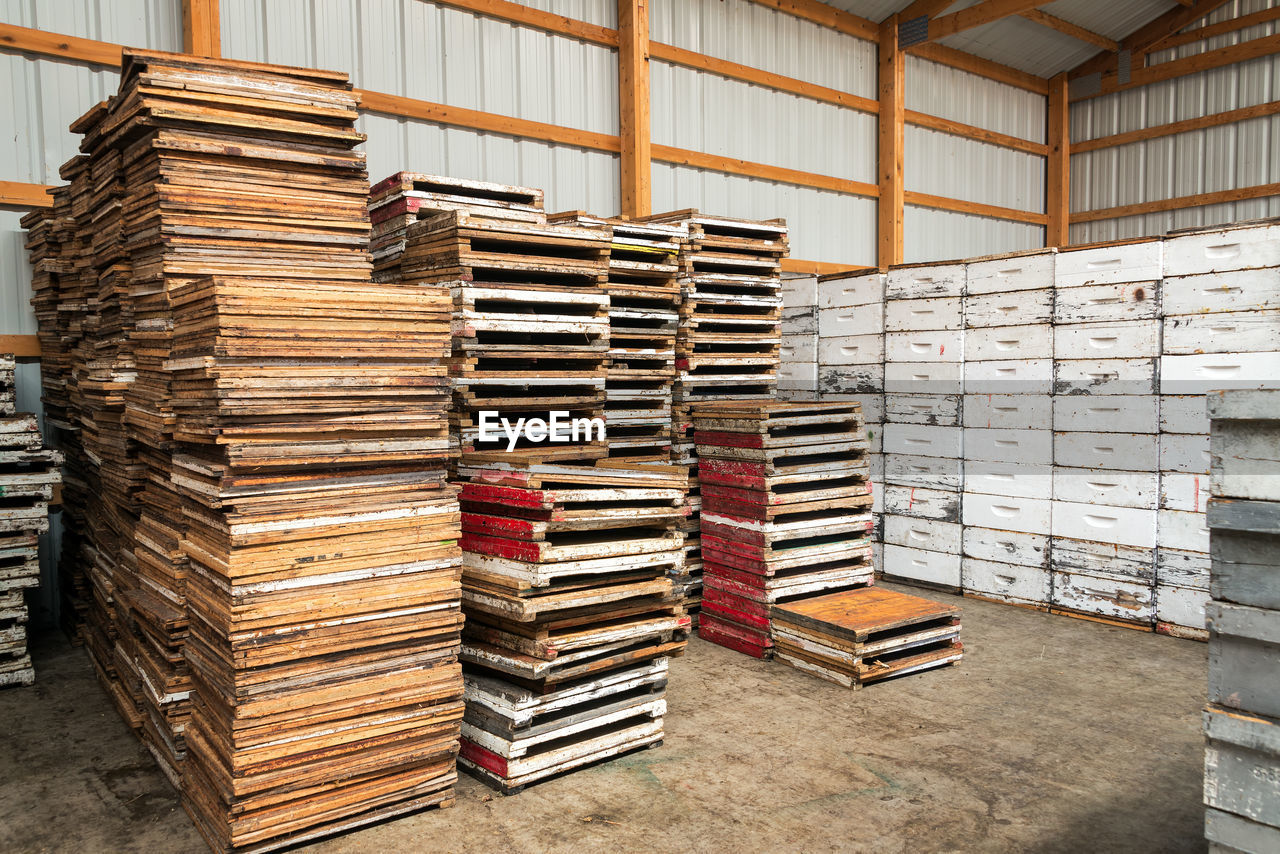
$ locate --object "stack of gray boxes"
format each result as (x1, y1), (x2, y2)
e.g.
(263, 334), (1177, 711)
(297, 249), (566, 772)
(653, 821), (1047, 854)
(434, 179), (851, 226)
(817, 270), (886, 559)
(779, 274), (818, 399)
(1159, 222), (1280, 639)
(1048, 240), (1163, 627)
(1204, 388), (1280, 853)
(960, 250), (1055, 608)
(879, 262), (965, 591)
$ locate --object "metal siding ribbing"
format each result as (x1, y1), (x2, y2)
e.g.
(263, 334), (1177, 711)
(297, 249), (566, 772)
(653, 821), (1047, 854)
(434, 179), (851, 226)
(219, 0), (621, 214)
(651, 62), (877, 184)
(904, 56), (1048, 262)
(904, 206), (1044, 264)
(0, 0), (182, 48)
(650, 0), (876, 97)
(1070, 0), (1280, 243)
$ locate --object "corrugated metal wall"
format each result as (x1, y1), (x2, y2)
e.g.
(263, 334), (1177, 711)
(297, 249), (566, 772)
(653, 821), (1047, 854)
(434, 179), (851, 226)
(904, 55), (1047, 262)
(649, 0), (879, 267)
(1069, 0), (1280, 243)
(219, 0), (622, 215)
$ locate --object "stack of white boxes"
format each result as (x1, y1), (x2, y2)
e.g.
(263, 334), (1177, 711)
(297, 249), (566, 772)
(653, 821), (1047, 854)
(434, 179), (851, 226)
(817, 270), (886, 557)
(879, 262), (965, 591)
(779, 274), (818, 399)
(1158, 221), (1280, 640)
(1203, 388), (1280, 854)
(1049, 240), (1163, 627)
(960, 250), (1055, 608)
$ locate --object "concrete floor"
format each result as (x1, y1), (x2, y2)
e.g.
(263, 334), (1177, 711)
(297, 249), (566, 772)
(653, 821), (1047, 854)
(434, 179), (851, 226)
(1, 583), (1209, 854)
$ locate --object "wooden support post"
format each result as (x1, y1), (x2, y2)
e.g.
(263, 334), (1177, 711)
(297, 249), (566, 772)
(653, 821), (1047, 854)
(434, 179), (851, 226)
(618, 0), (652, 218)
(182, 0), (221, 57)
(1046, 72), (1069, 247)
(877, 16), (905, 269)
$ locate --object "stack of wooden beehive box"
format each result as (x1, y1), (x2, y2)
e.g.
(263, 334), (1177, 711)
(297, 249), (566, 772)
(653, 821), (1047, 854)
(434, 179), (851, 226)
(1158, 221), (1279, 639)
(1049, 240), (1163, 628)
(548, 213), (685, 463)
(369, 172), (545, 283)
(454, 461), (689, 792)
(879, 263), (964, 592)
(692, 401), (874, 658)
(959, 250), (1055, 609)
(401, 211), (612, 464)
(0, 357), (63, 687)
(638, 210), (787, 627)
(1203, 388), (1280, 853)
(816, 270), (886, 564)
(779, 274), (818, 398)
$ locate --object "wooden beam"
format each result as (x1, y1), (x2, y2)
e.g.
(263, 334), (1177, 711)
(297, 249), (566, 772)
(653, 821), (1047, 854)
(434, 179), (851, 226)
(1019, 10), (1119, 52)
(358, 88), (621, 152)
(1149, 5), (1280, 54)
(182, 0), (220, 57)
(878, 17), (905, 269)
(649, 41), (879, 114)
(651, 145), (878, 198)
(905, 110), (1047, 156)
(0, 181), (54, 209)
(1079, 32), (1280, 101)
(782, 258), (872, 275)
(911, 43), (1050, 94)
(617, 0), (651, 218)
(927, 0), (1046, 42)
(898, 0), (958, 23)
(742, 0), (878, 41)
(906, 191), (1048, 225)
(0, 335), (41, 358)
(1071, 182), (1280, 224)
(1046, 73), (1069, 247)
(1073, 100), (1280, 153)
(0, 22), (121, 67)
(1069, 0), (1233, 81)
(432, 0), (618, 47)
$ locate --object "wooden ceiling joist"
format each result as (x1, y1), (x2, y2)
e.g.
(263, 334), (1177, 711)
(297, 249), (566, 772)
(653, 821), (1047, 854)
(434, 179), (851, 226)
(923, 0), (1048, 43)
(1068, 0), (1234, 82)
(1018, 10), (1119, 52)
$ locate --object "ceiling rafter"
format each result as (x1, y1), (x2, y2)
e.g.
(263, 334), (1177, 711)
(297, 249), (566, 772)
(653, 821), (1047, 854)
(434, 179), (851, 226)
(1018, 9), (1119, 52)
(1068, 0), (1234, 80)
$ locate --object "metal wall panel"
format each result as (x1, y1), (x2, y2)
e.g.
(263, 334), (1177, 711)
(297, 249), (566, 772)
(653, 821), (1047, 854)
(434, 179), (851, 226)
(0, 0), (182, 49)
(904, 206), (1044, 264)
(907, 127), (1045, 211)
(1070, 0), (1280, 243)
(650, 0), (876, 98)
(906, 55), (1046, 141)
(904, 56), (1047, 261)
(218, 0), (620, 213)
(653, 163), (876, 267)
(651, 62), (877, 184)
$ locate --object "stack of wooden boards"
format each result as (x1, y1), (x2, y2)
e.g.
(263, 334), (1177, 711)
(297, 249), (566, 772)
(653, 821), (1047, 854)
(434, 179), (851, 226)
(645, 211), (788, 628)
(692, 401), (874, 658)
(369, 172), (545, 284)
(807, 219), (1280, 638)
(772, 587), (962, 688)
(1203, 389), (1280, 854)
(24, 50), (465, 853)
(454, 460), (689, 792)
(0, 356), (62, 687)
(400, 208), (611, 463)
(548, 213), (684, 464)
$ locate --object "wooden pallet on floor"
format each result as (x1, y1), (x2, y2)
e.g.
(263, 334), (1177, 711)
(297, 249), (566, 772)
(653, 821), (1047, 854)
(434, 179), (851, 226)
(771, 586), (963, 688)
